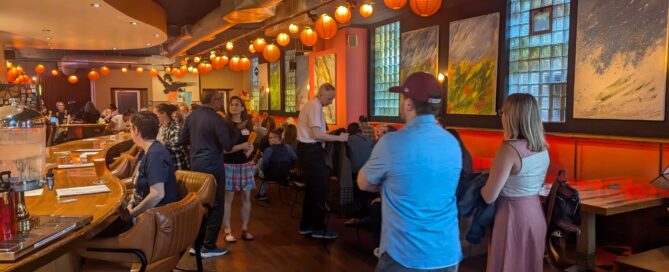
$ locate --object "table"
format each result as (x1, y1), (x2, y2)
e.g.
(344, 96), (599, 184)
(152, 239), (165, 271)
(0, 133), (132, 271)
(562, 177), (669, 269)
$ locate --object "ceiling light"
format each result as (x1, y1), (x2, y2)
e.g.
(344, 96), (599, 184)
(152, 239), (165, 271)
(145, 43), (151, 46)
(45, 37), (52, 40)
(130, 21), (138, 26)
(112, 47), (117, 50)
(153, 34), (160, 38)
(41, 29), (50, 32)
(91, 3), (101, 8)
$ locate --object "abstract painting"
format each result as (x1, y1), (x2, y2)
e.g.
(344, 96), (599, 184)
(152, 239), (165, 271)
(258, 63), (269, 111)
(296, 55), (309, 111)
(574, 0), (668, 121)
(400, 25), (439, 84)
(314, 54), (336, 124)
(447, 13), (499, 115)
(269, 62), (281, 111)
(152, 71), (199, 104)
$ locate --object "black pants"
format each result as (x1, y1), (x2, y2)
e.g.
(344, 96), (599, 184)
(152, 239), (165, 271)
(298, 142), (329, 230)
(192, 160), (226, 249)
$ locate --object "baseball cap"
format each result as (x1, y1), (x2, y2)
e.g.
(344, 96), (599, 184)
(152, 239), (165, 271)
(389, 72), (442, 104)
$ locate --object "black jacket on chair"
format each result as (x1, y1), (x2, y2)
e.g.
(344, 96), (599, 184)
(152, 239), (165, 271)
(456, 173), (496, 244)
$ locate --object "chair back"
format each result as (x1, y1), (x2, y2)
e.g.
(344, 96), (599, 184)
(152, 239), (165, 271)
(148, 193), (204, 262)
(109, 156), (133, 180)
(175, 170), (216, 207)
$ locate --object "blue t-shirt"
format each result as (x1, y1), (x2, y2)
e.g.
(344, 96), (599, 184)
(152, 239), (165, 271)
(134, 141), (178, 207)
(362, 115), (463, 269)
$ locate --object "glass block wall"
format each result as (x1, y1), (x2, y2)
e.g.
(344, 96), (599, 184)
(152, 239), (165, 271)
(373, 21), (400, 117)
(507, 0), (569, 122)
(251, 57), (259, 111)
(285, 50), (297, 112)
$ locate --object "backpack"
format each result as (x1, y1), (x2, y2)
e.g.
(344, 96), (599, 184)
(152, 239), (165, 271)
(544, 170), (581, 267)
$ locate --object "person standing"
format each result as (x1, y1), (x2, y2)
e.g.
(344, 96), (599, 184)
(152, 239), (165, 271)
(297, 83), (348, 239)
(154, 103), (190, 170)
(481, 93), (549, 272)
(358, 72), (462, 271)
(54, 101), (68, 124)
(222, 96), (256, 242)
(179, 92), (237, 258)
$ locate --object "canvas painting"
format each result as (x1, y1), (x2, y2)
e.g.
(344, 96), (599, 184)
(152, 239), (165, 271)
(574, 0), (668, 121)
(258, 63), (269, 111)
(152, 71), (199, 104)
(314, 54), (336, 124)
(400, 25), (439, 84)
(270, 62), (281, 111)
(447, 13), (499, 115)
(296, 55), (309, 111)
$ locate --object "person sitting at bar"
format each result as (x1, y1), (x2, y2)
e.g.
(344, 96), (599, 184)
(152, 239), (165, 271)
(481, 93), (549, 272)
(108, 110), (133, 133)
(98, 111), (178, 237)
(100, 104), (119, 123)
(282, 124), (298, 153)
(155, 103), (190, 170)
(256, 129), (298, 201)
(54, 101), (68, 125)
(74, 101), (101, 124)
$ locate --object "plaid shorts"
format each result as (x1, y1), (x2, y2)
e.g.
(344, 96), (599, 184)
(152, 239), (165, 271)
(224, 162), (256, 192)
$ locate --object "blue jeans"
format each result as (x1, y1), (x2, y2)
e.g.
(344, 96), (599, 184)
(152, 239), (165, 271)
(376, 253), (458, 272)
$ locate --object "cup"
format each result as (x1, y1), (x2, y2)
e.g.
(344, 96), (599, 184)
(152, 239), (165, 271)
(93, 158), (106, 184)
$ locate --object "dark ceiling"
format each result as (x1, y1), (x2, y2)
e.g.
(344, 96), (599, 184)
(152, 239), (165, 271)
(152, 0), (222, 37)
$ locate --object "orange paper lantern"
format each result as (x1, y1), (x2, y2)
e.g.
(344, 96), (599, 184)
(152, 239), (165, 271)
(212, 56), (225, 70)
(248, 43), (256, 53)
(34, 64), (45, 74)
(172, 68), (183, 78)
(277, 33), (290, 47)
(300, 27), (318, 46)
(240, 57), (251, 71)
(315, 14), (338, 40)
(135, 67), (144, 74)
(263, 44), (281, 63)
(88, 70), (100, 81)
(68, 75), (78, 84)
(334, 6), (351, 24)
(15, 66), (23, 73)
(253, 38), (267, 52)
(359, 3), (374, 17)
(205, 63), (212, 73)
(121, 67), (128, 73)
(225, 41), (234, 51)
(409, 0), (441, 17)
(100, 66), (110, 75)
(7, 68), (18, 82)
(180, 65), (188, 73)
(51, 69), (59, 76)
(384, 0), (407, 9)
(149, 68), (159, 77)
(197, 62), (207, 74)
(221, 55), (229, 66)
(191, 68), (199, 76)
(289, 24), (300, 34)
(229, 56), (241, 72)
(165, 67), (172, 73)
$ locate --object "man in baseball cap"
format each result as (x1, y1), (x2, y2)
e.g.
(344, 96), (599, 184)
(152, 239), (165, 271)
(357, 72), (463, 271)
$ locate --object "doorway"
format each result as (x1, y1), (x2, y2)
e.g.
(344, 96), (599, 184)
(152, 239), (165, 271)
(111, 88), (148, 114)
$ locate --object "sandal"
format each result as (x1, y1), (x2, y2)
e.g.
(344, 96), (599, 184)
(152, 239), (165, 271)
(224, 232), (237, 243)
(241, 230), (254, 241)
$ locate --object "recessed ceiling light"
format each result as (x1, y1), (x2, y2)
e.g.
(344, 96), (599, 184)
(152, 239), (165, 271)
(146, 43), (151, 46)
(130, 21), (138, 26)
(91, 3), (101, 8)
(153, 34), (160, 38)
(41, 29), (50, 32)
(112, 47), (117, 50)
(45, 37), (52, 40)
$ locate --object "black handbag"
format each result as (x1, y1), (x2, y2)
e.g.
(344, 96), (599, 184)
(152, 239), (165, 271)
(544, 170), (581, 267)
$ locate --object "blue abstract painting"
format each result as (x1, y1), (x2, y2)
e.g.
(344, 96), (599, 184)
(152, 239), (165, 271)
(574, 0), (668, 120)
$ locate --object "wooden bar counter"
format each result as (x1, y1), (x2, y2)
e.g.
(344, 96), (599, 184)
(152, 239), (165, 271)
(0, 133), (132, 272)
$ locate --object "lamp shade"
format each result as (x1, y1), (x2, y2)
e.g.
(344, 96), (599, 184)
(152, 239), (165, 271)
(300, 27), (318, 46)
(315, 14), (338, 39)
(409, 0), (441, 16)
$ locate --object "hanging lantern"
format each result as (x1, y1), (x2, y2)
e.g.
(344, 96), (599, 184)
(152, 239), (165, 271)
(209, 51), (217, 60)
(240, 57), (251, 71)
(15, 66), (23, 73)
(121, 67), (128, 73)
(191, 68), (199, 76)
(384, 0), (407, 10)
(149, 68), (159, 77)
(277, 33), (290, 47)
(229, 56), (241, 72)
(187, 66), (194, 73)
(315, 14), (338, 40)
(335, 5), (351, 24)
(100, 66), (110, 75)
(173, 68), (183, 78)
(289, 24), (300, 34)
(253, 38), (267, 52)
(300, 27), (318, 46)
(197, 62), (208, 75)
(221, 55), (229, 66)
(7, 68), (18, 82)
(34, 64), (45, 74)
(180, 65), (188, 73)
(136, 67), (144, 74)
(205, 63), (213, 73)
(194, 56), (201, 63)
(263, 44), (281, 62)
(409, 0), (441, 17)
(213, 56), (227, 70)
(67, 75), (78, 84)
(359, 3), (374, 17)
(88, 70), (100, 81)
(249, 43), (256, 53)
(165, 67), (172, 73)
(226, 41), (234, 51)
(51, 69), (59, 76)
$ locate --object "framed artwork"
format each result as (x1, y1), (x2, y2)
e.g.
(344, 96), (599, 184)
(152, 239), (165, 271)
(269, 61), (281, 111)
(314, 54), (336, 124)
(258, 63), (269, 111)
(296, 55), (309, 111)
(400, 25), (439, 84)
(574, 0), (668, 121)
(152, 72), (199, 104)
(447, 13), (499, 115)
(530, 6), (552, 35)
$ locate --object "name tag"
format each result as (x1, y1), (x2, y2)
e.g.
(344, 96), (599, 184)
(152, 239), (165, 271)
(241, 129), (250, 136)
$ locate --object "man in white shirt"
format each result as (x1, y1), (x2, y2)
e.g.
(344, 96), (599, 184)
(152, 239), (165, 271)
(108, 111), (132, 133)
(297, 83), (348, 239)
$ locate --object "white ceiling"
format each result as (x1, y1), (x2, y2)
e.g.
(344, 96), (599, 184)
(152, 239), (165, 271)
(0, 0), (167, 50)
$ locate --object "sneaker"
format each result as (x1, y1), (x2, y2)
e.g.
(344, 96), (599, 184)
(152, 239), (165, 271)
(310, 229), (339, 239)
(188, 247), (196, 255)
(298, 228), (313, 235)
(255, 194), (268, 201)
(200, 247), (229, 258)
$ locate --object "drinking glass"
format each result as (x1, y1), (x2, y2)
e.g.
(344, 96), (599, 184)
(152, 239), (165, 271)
(93, 158), (107, 184)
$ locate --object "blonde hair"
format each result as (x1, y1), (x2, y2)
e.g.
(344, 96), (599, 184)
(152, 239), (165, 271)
(501, 93), (547, 152)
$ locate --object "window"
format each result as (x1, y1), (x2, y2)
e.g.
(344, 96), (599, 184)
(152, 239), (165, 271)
(373, 21), (400, 117)
(285, 49), (297, 113)
(507, 0), (569, 122)
(250, 57), (259, 111)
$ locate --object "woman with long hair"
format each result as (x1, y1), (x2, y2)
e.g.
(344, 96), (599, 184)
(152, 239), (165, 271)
(223, 96), (256, 242)
(481, 93), (549, 272)
(282, 124), (298, 153)
(154, 103), (190, 170)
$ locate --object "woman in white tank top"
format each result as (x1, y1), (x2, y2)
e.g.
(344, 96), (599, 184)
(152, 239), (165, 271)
(481, 93), (549, 272)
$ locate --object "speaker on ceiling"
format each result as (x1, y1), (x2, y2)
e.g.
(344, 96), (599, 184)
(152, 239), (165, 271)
(348, 34), (358, 48)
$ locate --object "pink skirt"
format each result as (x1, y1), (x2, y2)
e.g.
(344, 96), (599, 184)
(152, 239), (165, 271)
(486, 195), (546, 272)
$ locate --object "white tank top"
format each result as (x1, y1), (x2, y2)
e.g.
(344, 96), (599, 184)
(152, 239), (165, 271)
(500, 140), (550, 197)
